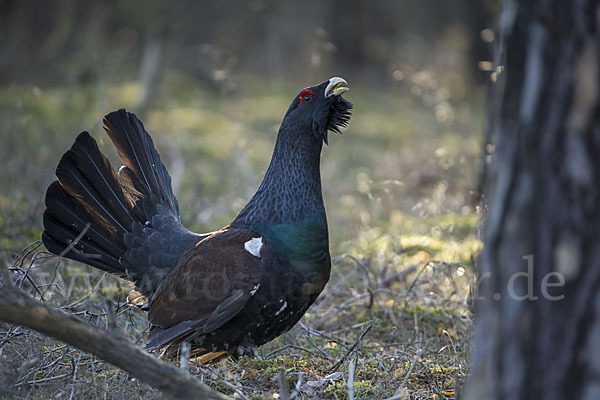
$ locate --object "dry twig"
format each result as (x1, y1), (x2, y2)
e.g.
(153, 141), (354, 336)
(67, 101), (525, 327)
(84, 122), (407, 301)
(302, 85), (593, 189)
(327, 324), (372, 374)
(0, 284), (228, 400)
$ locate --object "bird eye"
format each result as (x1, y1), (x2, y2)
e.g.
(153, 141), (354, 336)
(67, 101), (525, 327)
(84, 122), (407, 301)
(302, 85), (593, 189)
(298, 89), (315, 106)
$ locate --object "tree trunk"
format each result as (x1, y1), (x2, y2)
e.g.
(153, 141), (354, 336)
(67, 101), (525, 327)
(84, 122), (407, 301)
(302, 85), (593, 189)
(464, 1), (600, 399)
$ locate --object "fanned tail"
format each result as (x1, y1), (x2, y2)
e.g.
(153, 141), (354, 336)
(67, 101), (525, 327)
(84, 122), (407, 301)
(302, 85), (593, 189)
(103, 109), (180, 222)
(42, 110), (201, 293)
(43, 131), (135, 275)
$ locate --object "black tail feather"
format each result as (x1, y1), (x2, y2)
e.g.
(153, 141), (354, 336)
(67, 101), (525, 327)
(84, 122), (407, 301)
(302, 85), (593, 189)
(43, 132), (133, 276)
(44, 181), (124, 258)
(42, 215), (123, 274)
(68, 132), (138, 229)
(103, 110), (180, 221)
(43, 110), (200, 293)
(55, 151), (129, 237)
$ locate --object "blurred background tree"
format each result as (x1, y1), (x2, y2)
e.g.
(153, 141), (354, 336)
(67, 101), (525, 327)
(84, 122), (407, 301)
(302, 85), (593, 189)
(1, 0), (495, 88)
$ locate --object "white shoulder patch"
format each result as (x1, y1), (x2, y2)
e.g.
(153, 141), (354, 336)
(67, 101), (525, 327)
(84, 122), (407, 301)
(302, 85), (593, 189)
(244, 237), (263, 258)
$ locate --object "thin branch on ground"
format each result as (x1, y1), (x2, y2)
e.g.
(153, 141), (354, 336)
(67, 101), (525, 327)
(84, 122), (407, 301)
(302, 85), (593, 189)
(0, 284), (228, 400)
(327, 324), (372, 373)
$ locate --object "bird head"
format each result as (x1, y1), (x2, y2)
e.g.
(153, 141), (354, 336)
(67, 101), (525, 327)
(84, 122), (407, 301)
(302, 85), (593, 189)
(283, 77), (353, 144)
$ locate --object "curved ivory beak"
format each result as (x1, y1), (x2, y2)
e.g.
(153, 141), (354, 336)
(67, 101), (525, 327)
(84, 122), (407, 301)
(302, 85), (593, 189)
(324, 77), (349, 98)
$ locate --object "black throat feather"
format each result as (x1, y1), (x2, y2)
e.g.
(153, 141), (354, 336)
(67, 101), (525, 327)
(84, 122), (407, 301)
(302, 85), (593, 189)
(233, 94), (352, 227)
(233, 124), (324, 227)
(327, 97), (353, 134)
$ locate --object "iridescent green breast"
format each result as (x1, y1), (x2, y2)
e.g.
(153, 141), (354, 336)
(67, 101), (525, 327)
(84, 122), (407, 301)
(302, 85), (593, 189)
(252, 212), (329, 269)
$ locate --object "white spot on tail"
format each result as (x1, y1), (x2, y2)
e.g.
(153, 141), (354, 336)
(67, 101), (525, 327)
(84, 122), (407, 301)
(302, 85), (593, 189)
(244, 237), (263, 258)
(250, 284), (260, 295)
(275, 301), (287, 316)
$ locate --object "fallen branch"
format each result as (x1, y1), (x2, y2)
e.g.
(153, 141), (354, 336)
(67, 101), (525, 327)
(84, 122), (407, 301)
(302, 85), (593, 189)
(0, 283), (228, 400)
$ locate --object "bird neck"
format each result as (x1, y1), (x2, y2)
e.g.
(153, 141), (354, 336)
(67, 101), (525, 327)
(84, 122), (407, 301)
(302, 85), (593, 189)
(233, 126), (326, 227)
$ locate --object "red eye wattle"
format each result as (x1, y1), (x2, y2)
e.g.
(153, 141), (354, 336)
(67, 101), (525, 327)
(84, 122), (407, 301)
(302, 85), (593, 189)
(298, 89), (315, 106)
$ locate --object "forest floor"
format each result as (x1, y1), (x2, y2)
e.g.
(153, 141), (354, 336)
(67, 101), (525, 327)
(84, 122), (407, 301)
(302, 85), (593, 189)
(0, 77), (483, 399)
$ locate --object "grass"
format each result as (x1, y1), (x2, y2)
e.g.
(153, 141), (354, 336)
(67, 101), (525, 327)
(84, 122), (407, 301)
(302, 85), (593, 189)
(1, 231), (478, 399)
(0, 75), (482, 398)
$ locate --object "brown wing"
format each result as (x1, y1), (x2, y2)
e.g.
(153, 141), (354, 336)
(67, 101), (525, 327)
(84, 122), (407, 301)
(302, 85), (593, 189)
(145, 228), (262, 348)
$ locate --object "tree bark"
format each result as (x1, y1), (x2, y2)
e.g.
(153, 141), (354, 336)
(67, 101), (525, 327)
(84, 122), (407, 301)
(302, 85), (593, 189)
(0, 284), (228, 400)
(464, 1), (600, 399)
